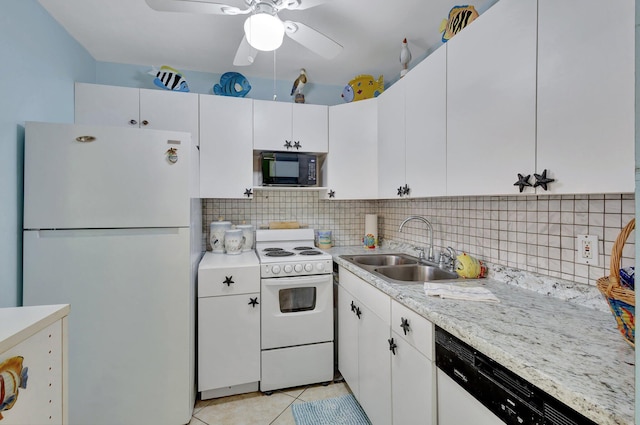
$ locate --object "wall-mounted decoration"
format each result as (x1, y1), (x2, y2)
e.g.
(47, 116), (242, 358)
(291, 69), (308, 104)
(0, 356), (29, 420)
(341, 75), (384, 103)
(148, 65), (190, 92)
(213, 72), (252, 97)
(399, 38), (412, 78)
(439, 5), (479, 42)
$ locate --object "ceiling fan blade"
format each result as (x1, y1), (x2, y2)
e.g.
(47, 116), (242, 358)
(144, 0), (248, 15)
(233, 36), (258, 66)
(283, 0), (333, 10)
(284, 21), (342, 59)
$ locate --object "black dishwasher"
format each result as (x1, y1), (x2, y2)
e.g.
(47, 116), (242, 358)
(435, 326), (597, 425)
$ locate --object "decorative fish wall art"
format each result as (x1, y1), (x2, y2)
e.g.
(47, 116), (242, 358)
(213, 72), (252, 97)
(0, 356), (29, 420)
(341, 75), (384, 103)
(148, 65), (190, 92)
(439, 5), (479, 42)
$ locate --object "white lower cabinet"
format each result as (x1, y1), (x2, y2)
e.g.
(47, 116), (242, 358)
(197, 252), (260, 399)
(338, 268), (436, 425)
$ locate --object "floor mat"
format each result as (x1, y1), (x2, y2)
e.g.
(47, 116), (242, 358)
(291, 393), (371, 425)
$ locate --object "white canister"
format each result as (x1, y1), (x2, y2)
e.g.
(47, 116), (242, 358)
(209, 221), (232, 253)
(224, 229), (245, 255)
(236, 224), (255, 252)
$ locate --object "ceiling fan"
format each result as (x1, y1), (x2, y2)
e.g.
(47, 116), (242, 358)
(145, 0), (343, 66)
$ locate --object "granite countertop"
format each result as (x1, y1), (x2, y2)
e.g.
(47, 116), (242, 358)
(324, 245), (635, 425)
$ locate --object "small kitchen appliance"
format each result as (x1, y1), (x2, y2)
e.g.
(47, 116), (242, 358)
(260, 152), (317, 186)
(256, 228), (334, 392)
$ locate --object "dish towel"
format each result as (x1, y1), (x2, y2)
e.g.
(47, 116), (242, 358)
(424, 282), (499, 302)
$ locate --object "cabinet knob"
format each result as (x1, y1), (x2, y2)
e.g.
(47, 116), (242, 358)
(284, 140), (292, 149)
(141, 120), (149, 126)
(388, 338), (398, 355)
(350, 301), (356, 313)
(223, 276), (234, 286)
(397, 186), (404, 197)
(244, 188), (253, 198)
(400, 317), (411, 335)
(402, 184), (410, 196)
(248, 297), (259, 308)
(293, 141), (301, 150)
(533, 169), (555, 191)
(355, 306), (362, 319)
(129, 119), (138, 126)
(328, 190), (335, 198)
(513, 173), (532, 193)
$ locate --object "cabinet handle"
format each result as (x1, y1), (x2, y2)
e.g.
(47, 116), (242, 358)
(388, 338), (398, 355)
(129, 119), (138, 126)
(350, 301), (356, 313)
(244, 188), (253, 198)
(141, 120), (149, 126)
(402, 184), (410, 196)
(248, 297), (259, 308)
(223, 276), (234, 286)
(293, 141), (301, 150)
(284, 140), (292, 149)
(533, 169), (554, 191)
(400, 317), (411, 335)
(513, 173), (532, 193)
(328, 190), (335, 199)
(397, 186), (403, 197)
(355, 306), (362, 319)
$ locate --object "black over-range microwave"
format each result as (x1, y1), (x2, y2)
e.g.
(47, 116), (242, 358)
(261, 152), (317, 186)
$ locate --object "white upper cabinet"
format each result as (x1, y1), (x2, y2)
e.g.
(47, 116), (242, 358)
(404, 45), (447, 198)
(326, 99), (378, 199)
(377, 78), (407, 198)
(74, 83), (200, 145)
(199, 95), (254, 199)
(446, 0), (537, 196)
(536, 0), (635, 194)
(253, 100), (328, 153)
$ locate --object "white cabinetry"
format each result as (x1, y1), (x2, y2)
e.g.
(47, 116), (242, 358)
(390, 301), (436, 425)
(536, 0), (634, 194)
(378, 45), (447, 199)
(199, 95), (254, 199)
(326, 99), (378, 199)
(338, 267), (391, 425)
(253, 100), (328, 153)
(197, 252), (260, 399)
(446, 0), (537, 196)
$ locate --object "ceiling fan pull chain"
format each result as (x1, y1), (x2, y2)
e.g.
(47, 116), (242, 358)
(272, 49), (277, 101)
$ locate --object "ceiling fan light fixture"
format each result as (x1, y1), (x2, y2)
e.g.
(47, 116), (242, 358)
(244, 13), (285, 51)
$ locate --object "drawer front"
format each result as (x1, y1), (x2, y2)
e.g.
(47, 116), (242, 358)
(198, 266), (259, 297)
(339, 266), (390, 325)
(391, 300), (433, 360)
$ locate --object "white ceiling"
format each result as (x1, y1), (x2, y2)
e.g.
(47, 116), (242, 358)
(38, 0), (496, 87)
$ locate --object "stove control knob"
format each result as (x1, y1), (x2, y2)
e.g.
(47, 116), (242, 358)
(316, 263), (325, 272)
(271, 265), (281, 275)
(294, 264), (303, 273)
(304, 263), (313, 272)
(284, 265), (293, 273)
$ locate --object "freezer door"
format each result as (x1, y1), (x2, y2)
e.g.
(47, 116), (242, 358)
(24, 122), (190, 229)
(23, 228), (194, 425)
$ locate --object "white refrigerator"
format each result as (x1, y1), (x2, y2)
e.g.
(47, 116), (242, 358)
(22, 121), (202, 425)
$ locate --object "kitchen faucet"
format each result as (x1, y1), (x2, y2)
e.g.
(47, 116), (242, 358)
(398, 216), (435, 262)
(439, 246), (458, 272)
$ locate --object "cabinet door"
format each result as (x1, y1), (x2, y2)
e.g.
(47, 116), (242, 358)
(75, 82), (140, 127)
(139, 89), (200, 145)
(292, 103), (328, 153)
(358, 302), (392, 425)
(253, 100), (292, 151)
(377, 79), (406, 198)
(537, 0), (634, 194)
(200, 95), (254, 198)
(337, 285), (360, 397)
(391, 332), (435, 425)
(197, 293), (261, 391)
(446, 0), (537, 196)
(405, 46), (447, 198)
(326, 99), (378, 199)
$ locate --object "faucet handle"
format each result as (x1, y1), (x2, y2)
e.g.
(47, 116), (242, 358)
(415, 247), (425, 259)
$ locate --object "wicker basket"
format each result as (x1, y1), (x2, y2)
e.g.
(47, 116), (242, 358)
(596, 218), (635, 347)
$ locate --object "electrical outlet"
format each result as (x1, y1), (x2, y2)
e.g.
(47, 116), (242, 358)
(576, 235), (599, 265)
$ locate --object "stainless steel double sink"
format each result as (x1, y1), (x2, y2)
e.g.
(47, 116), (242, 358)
(340, 253), (459, 284)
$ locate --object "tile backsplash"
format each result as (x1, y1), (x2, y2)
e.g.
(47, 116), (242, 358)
(203, 192), (635, 286)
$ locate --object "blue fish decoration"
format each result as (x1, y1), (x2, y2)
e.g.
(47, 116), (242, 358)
(213, 72), (251, 97)
(148, 66), (190, 92)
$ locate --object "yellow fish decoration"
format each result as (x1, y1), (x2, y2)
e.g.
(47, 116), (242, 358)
(456, 252), (487, 279)
(0, 356), (29, 420)
(341, 75), (384, 103)
(439, 5), (479, 42)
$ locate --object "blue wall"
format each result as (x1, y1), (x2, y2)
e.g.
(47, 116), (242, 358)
(0, 1), (96, 307)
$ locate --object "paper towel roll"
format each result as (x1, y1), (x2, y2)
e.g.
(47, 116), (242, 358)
(364, 214), (378, 249)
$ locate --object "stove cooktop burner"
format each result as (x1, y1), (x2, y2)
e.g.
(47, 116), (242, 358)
(293, 246), (315, 251)
(263, 247), (284, 252)
(264, 250), (295, 257)
(299, 250), (322, 256)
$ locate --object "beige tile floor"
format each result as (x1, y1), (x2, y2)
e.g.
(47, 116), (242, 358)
(189, 381), (351, 425)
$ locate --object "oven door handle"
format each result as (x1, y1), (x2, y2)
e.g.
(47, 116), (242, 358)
(262, 275), (331, 287)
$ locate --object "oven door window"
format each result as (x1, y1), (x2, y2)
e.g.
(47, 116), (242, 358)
(279, 287), (317, 313)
